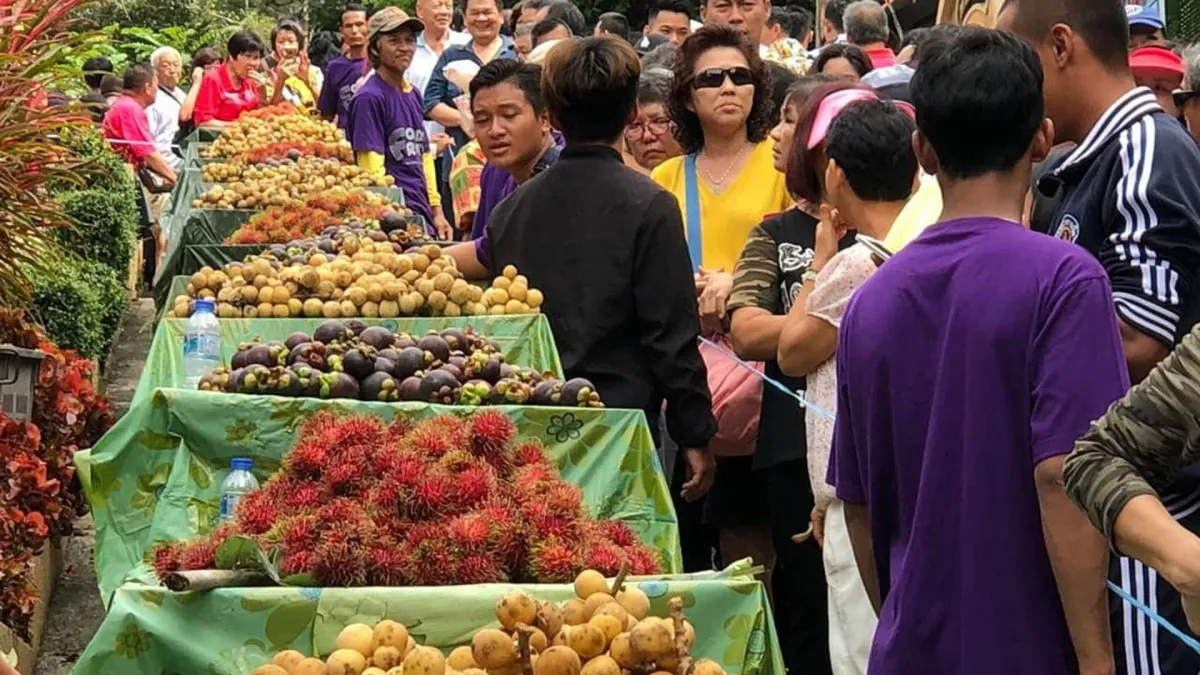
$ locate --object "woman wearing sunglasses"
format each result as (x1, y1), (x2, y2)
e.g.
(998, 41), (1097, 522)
(651, 21), (791, 607)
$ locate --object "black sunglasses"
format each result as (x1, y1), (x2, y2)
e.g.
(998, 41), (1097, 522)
(692, 67), (754, 90)
(1174, 89), (1199, 108)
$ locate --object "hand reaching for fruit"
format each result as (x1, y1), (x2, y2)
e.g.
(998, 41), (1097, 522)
(433, 211), (453, 241)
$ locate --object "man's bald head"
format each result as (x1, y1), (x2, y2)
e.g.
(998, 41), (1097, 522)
(999, 0), (1129, 71)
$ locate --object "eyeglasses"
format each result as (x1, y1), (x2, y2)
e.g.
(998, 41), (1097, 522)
(1174, 89), (1199, 108)
(627, 118), (672, 140)
(692, 67), (754, 90)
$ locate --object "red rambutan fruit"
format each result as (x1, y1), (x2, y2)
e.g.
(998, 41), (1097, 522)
(522, 500), (582, 542)
(298, 411), (341, 437)
(450, 465), (495, 510)
(528, 538), (583, 583)
(626, 546), (663, 575)
(236, 490), (279, 535)
(412, 473), (454, 518)
(406, 538), (460, 586)
(366, 479), (403, 514)
(329, 416), (386, 449)
(326, 457), (365, 495)
(387, 415), (415, 439)
(593, 520), (639, 548)
(368, 544), (409, 586)
(284, 441), (328, 478)
(150, 541), (182, 580)
(511, 440), (550, 468)
(280, 550), (316, 576)
(438, 449), (478, 471)
(280, 515), (320, 553)
(512, 464), (556, 497)
(312, 531), (369, 586)
(406, 425), (452, 459)
(455, 553), (508, 585)
(392, 457), (426, 487)
(179, 539), (218, 571)
(468, 410), (516, 474)
(447, 512), (492, 553)
(542, 481), (585, 517)
(316, 498), (372, 530)
(583, 539), (626, 577)
(283, 483), (326, 511)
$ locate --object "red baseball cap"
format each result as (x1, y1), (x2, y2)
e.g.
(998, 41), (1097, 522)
(1130, 45), (1185, 79)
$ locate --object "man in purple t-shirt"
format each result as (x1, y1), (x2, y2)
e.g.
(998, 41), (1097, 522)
(348, 7), (450, 236)
(828, 28), (1128, 675)
(318, 4), (369, 132)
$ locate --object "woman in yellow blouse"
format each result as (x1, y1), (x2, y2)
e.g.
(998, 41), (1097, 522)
(653, 24), (792, 313)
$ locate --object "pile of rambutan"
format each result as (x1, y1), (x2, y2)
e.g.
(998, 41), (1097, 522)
(150, 410), (662, 587)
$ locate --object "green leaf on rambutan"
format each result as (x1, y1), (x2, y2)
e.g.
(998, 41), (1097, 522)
(215, 535), (264, 570)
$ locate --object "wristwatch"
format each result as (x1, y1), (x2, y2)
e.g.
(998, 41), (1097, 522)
(802, 268), (821, 283)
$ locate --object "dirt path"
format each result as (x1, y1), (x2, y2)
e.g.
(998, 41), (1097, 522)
(33, 298), (156, 675)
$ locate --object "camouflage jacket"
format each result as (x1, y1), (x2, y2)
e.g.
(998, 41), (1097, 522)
(1063, 325), (1200, 546)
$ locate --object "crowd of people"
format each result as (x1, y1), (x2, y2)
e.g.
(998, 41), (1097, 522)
(84, 0), (1200, 672)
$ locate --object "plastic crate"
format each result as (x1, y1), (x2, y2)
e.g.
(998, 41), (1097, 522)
(0, 344), (44, 422)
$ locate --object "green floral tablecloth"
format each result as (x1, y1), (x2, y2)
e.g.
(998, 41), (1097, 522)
(76, 389), (678, 604)
(133, 314), (563, 406)
(72, 566), (782, 675)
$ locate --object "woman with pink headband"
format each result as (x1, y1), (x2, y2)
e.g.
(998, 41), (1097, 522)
(774, 82), (917, 675)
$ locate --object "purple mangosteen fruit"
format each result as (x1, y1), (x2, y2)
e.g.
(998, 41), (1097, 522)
(361, 371), (401, 402)
(284, 332), (312, 351)
(419, 369), (462, 404)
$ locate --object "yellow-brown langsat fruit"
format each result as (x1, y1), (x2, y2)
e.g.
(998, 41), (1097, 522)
(373, 646), (404, 670)
(273, 303), (291, 318)
(582, 593), (615, 621)
(473, 629), (517, 669)
(273, 649), (307, 671)
(587, 614), (622, 645)
(339, 624), (377, 657)
(303, 298), (325, 317)
(527, 627), (548, 653)
(363, 669), (387, 675)
(327, 648), (368, 675)
(592, 603), (628, 625)
(613, 589), (648, 621)
(532, 646), (581, 675)
(535, 601), (564, 640)
(403, 645), (447, 675)
(562, 599), (587, 626)
(574, 571), (607, 602)
(580, 655), (620, 675)
(629, 621), (673, 662)
(404, 636), (417, 658)
(608, 633), (637, 668)
(689, 659), (726, 675)
(252, 666), (289, 675)
(526, 289), (544, 309)
(447, 645), (478, 671)
(564, 624), (606, 660)
(294, 657), (329, 675)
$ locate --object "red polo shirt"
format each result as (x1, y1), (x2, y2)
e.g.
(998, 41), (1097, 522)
(193, 63), (261, 125)
(102, 95), (154, 167)
(864, 45), (897, 69)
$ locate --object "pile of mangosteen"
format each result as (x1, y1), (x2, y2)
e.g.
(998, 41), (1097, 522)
(196, 319), (604, 407)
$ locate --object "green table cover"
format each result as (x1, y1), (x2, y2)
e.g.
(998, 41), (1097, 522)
(133, 314), (564, 406)
(71, 566), (782, 675)
(76, 389), (679, 604)
(154, 209), (256, 310)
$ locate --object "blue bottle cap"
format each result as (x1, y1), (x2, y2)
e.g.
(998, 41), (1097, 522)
(194, 298), (215, 313)
(230, 457), (253, 471)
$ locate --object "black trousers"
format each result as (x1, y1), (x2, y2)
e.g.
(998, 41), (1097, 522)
(671, 454), (718, 572)
(761, 459), (831, 675)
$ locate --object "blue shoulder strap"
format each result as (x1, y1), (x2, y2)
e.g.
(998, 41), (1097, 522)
(683, 153), (703, 272)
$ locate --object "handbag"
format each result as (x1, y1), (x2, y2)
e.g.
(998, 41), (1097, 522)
(684, 154), (763, 457)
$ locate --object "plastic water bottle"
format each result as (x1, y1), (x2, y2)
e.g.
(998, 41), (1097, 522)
(219, 457), (259, 522)
(183, 298), (220, 389)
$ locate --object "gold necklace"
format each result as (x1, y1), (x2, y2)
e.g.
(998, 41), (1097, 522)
(700, 143), (751, 195)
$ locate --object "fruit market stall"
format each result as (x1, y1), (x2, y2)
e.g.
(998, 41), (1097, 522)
(131, 315), (563, 407)
(71, 566), (782, 675)
(77, 396), (680, 603)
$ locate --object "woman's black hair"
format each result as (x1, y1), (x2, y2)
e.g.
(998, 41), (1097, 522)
(227, 30), (267, 59)
(189, 47), (222, 74)
(813, 43), (872, 77)
(667, 24), (775, 155)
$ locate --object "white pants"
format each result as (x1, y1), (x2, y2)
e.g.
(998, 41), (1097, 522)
(824, 498), (877, 675)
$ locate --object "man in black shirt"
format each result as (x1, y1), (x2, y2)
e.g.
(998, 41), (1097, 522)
(1001, 1), (1200, 672)
(482, 36), (718, 499)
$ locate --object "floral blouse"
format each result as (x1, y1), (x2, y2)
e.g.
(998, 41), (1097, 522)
(805, 243), (878, 509)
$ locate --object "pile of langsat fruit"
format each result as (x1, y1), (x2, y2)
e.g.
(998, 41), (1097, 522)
(247, 569), (727, 675)
(195, 158), (395, 210)
(202, 104), (344, 160)
(168, 237), (543, 319)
